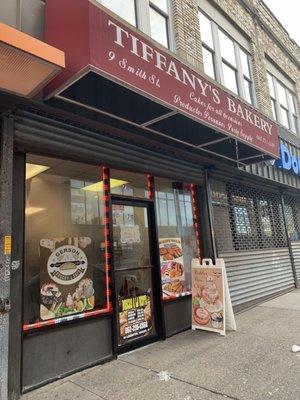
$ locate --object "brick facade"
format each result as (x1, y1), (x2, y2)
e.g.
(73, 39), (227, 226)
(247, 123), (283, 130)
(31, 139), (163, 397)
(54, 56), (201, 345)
(171, 0), (300, 136)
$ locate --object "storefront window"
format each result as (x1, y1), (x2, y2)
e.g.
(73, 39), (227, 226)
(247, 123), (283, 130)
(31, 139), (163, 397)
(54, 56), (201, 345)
(155, 179), (198, 299)
(110, 169), (149, 198)
(24, 156), (109, 327)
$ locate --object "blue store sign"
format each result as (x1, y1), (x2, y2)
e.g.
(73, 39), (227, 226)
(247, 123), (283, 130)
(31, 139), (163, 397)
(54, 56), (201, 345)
(277, 144), (300, 175)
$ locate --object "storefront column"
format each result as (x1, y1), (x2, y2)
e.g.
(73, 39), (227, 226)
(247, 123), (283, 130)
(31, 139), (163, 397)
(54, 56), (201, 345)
(280, 194), (298, 288)
(0, 115), (14, 400)
(203, 169), (218, 261)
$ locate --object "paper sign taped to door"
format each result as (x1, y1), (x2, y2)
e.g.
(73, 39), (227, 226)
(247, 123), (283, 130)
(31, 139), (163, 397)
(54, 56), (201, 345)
(120, 225), (141, 244)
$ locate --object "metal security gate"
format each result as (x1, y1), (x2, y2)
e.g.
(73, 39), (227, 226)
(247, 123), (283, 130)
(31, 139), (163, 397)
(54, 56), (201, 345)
(210, 178), (295, 310)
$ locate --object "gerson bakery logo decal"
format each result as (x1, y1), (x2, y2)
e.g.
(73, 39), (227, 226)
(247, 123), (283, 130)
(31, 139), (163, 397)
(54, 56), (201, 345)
(47, 245), (88, 285)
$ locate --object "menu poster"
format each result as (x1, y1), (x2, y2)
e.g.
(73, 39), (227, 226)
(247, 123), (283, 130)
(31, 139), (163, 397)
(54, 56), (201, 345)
(192, 264), (225, 335)
(159, 238), (186, 297)
(118, 293), (152, 344)
(39, 237), (95, 321)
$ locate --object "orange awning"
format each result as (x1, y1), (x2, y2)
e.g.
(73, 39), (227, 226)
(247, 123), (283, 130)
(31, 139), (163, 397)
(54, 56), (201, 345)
(0, 22), (65, 98)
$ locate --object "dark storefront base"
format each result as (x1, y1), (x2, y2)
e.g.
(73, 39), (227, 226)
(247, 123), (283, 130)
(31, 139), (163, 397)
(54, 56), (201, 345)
(22, 317), (113, 392)
(164, 297), (191, 338)
(22, 297), (194, 392)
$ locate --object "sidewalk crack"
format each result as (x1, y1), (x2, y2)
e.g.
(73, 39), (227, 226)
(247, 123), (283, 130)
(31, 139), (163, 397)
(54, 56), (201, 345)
(119, 359), (242, 400)
(69, 380), (108, 400)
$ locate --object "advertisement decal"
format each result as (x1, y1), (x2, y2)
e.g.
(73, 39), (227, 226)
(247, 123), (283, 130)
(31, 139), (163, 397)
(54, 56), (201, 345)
(40, 237), (95, 321)
(159, 238), (186, 297)
(192, 260), (225, 335)
(118, 293), (153, 344)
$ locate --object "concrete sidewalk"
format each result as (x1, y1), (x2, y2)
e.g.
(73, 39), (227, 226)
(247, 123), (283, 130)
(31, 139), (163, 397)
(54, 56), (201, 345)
(22, 290), (300, 400)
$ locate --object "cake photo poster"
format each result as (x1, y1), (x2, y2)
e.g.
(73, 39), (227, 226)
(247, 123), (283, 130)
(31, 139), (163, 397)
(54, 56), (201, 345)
(192, 259), (225, 335)
(39, 237), (95, 321)
(159, 237), (186, 297)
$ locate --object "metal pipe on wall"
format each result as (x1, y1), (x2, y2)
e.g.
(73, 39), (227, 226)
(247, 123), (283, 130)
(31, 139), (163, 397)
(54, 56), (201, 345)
(204, 168), (218, 262)
(280, 194), (299, 288)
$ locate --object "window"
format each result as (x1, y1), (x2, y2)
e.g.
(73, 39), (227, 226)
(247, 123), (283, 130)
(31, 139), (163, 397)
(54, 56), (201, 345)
(101, 0), (136, 26)
(24, 156), (109, 327)
(226, 184), (286, 251)
(267, 72), (299, 134)
(71, 179), (104, 225)
(155, 178), (199, 299)
(149, 1), (169, 48)
(198, 10), (254, 105)
(233, 206), (251, 235)
(99, 0), (171, 48)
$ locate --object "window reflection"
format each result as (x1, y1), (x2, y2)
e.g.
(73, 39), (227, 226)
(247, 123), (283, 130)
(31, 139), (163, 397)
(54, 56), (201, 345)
(234, 206), (251, 235)
(202, 47), (215, 79)
(267, 72), (298, 134)
(219, 30), (236, 66)
(258, 200), (272, 237)
(110, 169), (148, 198)
(101, 0), (136, 26)
(151, 0), (168, 13)
(71, 179), (103, 225)
(149, 6), (169, 47)
(222, 62), (238, 94)
(198, 11), (214, 49)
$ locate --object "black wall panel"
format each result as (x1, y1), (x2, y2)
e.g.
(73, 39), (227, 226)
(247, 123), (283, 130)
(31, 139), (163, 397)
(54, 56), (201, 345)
(22, 317), (113, 391)
(164, 298), (191, 338)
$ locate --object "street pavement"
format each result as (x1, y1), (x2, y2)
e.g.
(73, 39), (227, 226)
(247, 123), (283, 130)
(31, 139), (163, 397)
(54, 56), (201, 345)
(22, 290), (300, 400)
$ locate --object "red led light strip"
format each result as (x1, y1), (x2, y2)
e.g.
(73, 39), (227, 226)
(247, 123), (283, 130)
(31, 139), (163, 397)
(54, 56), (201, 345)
(103, 166), (113, 311)
(147, 174), (154, 199)
(23, 167), (113, 332)
(190, 183), (203, 258)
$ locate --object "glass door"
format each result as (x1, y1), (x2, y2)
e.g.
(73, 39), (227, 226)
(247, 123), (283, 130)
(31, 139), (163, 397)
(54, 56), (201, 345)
(112, 199), (160, 351)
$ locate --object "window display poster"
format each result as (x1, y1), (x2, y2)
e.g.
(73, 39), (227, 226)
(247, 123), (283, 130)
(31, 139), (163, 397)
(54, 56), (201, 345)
(159, 237), (186, 297)
(39, 237), (95, 321)
(118, 293), (153, 345)
(192, 263), (225, 335)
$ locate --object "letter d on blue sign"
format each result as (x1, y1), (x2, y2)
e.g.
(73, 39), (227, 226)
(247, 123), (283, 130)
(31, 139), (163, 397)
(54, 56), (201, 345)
(278, 144), (291, 171)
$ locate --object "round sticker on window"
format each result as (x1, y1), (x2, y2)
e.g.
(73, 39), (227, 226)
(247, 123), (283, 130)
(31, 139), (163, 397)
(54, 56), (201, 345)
(47, 245), (88, 285)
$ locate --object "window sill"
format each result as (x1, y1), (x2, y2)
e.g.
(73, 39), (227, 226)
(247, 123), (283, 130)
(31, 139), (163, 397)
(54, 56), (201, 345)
(23, 307), (113, 332)
(163, 291), (192, 302)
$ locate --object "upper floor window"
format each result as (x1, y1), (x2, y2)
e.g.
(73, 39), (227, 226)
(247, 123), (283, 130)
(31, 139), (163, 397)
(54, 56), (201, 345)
(149, 0), (169, 48)
(267, 72), (299, 135)
(198, 10), (254, 105)
(102, 0), (136, 26)
(99, 0), (171, 49)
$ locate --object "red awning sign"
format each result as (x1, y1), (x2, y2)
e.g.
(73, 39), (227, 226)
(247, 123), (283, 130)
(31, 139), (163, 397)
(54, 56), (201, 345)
(45, 0), (279, 158)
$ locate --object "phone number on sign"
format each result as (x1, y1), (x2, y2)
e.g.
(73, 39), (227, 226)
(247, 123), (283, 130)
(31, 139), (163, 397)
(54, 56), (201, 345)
(124, 321), (148, 335)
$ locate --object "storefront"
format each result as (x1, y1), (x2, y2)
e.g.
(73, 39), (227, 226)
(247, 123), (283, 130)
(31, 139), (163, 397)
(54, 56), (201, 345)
(1, 1), (287, 398)
(209, 138), (300, 311)
(16, 119), (204, 390)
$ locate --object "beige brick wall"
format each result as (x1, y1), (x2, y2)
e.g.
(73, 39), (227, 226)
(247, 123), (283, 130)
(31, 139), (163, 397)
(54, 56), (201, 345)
(172, 0), (300, 123)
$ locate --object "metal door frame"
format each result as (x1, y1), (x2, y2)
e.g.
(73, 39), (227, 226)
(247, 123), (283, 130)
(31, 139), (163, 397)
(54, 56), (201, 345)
(110, 195), (165, 355)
